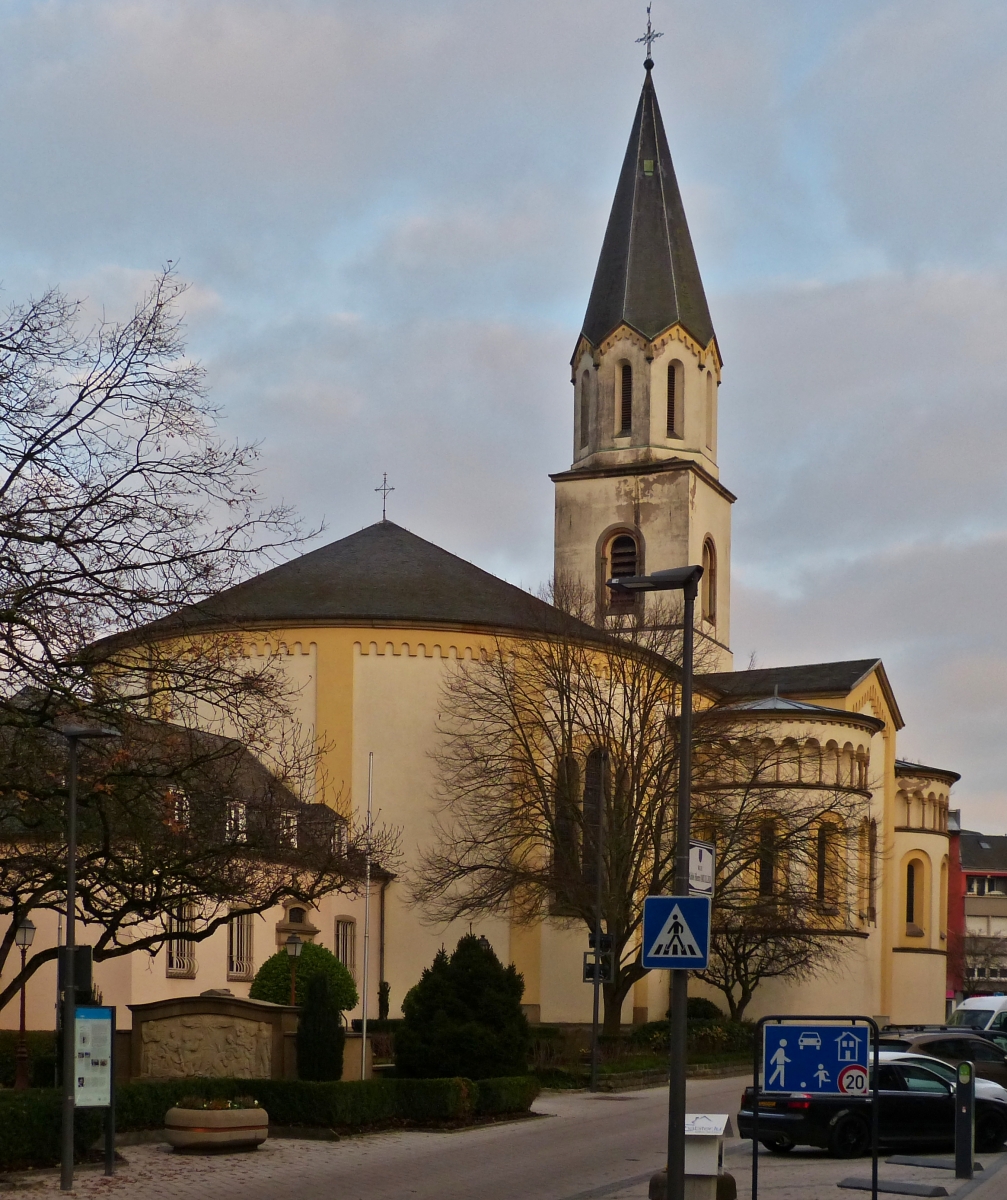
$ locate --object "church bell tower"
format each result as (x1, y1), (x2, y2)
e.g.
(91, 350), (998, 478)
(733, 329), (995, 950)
(551, 58), (734, 667)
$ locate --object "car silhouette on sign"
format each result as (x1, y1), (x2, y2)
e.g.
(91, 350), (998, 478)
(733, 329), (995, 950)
(798, 1032), (822, 1050)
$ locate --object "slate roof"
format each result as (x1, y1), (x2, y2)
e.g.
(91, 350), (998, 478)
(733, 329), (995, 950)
(895, 759), (962, 785)
(701, 658), (904, 730)
(580, 67), (715, 351)
(960, 831), (1007, 873)
(114, 521), (599, 644)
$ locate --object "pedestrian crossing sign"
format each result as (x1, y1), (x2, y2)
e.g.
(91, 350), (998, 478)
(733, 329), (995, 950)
(641, 895), (711, 969)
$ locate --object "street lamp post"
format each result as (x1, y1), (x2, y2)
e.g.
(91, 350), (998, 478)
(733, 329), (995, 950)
(285, 933), (303, 1006)
(606, 565), (703, 1200)
(14, 918), (36, 1090)
(56, 723), (118, 1193)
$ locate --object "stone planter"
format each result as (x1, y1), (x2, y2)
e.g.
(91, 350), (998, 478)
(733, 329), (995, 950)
(164, 1106), (269, 1151)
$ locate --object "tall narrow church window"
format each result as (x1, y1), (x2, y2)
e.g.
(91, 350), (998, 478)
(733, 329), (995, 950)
(580, 371), (591, 448)
(758, 819), (776, 896)
(868, 819), (878, 922)
(905, 862), (916, 926)
(608, 535), (638, 612)
(701, 538), (717, 623)
(582, 748), (607, 893)
(667, 362), (681, 437)
(705, 371), (714, 449)
(620, 364), (633, 435)
(553, 756), (581, 898)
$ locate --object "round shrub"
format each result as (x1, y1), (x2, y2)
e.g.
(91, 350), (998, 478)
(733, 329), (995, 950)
(395, 935), (530, 1080)
(249, 941), (357, 1011)
(687, 997), (723, 1020)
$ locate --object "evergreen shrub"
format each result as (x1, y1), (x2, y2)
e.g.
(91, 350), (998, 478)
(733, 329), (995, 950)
(474, 1075), (541, 1115)
(395, 935), (530, 1080)
(0, 1030), (58, 1088)
(297, 972), (346, 1081)
(249, 941), (357, 1011)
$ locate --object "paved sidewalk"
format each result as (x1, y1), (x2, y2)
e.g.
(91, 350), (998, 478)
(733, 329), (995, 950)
(2, 1079), (1005, 1200)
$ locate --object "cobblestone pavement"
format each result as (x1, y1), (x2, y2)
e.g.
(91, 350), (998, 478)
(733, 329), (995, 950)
(2, 1077), (1006, 1200)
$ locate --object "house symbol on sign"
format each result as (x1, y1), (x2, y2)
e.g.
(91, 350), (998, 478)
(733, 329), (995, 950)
(835, 1031), (860, 1062)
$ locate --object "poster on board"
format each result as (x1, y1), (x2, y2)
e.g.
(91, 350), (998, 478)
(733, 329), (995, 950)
(75, 1006), (113, 1108)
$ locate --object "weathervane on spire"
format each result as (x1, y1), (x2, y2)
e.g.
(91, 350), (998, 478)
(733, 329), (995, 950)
(636, 2), (663, 67)
(375, 472), (395, 520)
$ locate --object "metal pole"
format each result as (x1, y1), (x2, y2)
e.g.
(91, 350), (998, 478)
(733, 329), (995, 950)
(61, 736), (78, 1192)
(667, 581), (697, 1200)
(589, 770), (605, 1093)
(15, 945), (28, 1089)
(361, 752), (373, 1079)
(105, 1007), (116, 1177)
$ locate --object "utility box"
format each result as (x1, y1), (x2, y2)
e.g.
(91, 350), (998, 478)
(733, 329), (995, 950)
(650, 1115), (736, 1200)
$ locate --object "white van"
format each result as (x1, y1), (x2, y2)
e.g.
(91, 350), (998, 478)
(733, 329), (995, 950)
(949, 995), (1007, 1031)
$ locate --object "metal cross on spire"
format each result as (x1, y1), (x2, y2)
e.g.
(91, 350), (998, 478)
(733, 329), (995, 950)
(375, 472), (395, 520)
(636, 2), (664, 66)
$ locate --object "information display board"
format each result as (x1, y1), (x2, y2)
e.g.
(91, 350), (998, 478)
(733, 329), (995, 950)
(75, 1006), (113, 1108)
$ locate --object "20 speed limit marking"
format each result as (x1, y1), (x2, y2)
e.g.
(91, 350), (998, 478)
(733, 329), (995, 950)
(838, 1063), (869, 1095)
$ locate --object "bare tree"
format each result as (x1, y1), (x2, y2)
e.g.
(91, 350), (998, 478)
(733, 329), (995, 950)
(413, 590), (869, 1032)
(0, 271), (392, 1011)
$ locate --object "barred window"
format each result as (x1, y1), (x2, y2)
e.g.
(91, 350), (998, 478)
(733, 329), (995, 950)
(227, 912), (254, 981)
(225, 801), (247, 843)
(335, 918), (356, 977)
(667, 362), (681, 437)
(166, 906), (196, 978)
(167, 788), (189, 829)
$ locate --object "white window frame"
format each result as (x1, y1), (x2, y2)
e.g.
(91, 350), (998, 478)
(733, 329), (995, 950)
(226, 800), (248, 843)
(335, 917), (356, 978)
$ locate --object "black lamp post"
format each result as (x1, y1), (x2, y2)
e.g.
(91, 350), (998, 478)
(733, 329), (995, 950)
(14, 917), (36, 1090)
(606, 565), (703, 1200)
(56, 723), (118, 1193)
(285, 933), (303, 1006)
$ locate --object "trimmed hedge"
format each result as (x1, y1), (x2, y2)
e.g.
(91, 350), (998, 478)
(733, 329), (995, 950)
(115, 1073), (536, 1132)
(0, 1030), (58, 1089)
(0, 1090), (104, 1171)
(475, 1075), (541, 1115)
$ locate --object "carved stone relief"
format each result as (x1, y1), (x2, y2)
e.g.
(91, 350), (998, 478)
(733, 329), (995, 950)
(139, 1014), (272, 1079)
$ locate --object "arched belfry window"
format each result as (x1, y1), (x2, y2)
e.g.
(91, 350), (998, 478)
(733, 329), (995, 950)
(705, 371), (715, 449)
(580, 371), (591, 448)
(701, 538), (717, 623)
(667, 361), (681, 438)
(608, 534), (638, 612)
(620, 364), (632, 435)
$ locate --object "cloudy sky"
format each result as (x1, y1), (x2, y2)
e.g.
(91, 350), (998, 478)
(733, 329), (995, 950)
(2, 0), (1007, 828)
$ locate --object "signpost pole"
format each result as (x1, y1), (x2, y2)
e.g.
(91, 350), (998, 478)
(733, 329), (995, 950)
(60, 736), (78, 1193)
(667, 575), (698, 1200)
(104, 1007), (116, 1177)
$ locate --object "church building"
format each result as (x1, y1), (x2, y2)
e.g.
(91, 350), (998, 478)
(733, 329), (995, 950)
(1, 59), (960, 1034)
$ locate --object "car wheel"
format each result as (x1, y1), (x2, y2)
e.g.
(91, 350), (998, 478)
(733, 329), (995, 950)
(760, 1137), (794, 1153)
(827, 1115), (870, 1158)
(976, 1110), (1007, 1153)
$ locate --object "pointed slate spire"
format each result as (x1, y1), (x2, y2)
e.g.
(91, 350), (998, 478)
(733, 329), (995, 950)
(580, 67), (715, 350)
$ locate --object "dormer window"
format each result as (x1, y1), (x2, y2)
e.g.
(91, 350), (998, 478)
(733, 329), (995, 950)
(620, 364), (632, 435)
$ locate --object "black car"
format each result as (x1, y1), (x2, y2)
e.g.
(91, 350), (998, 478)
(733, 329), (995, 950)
(738, 1061), (1007, 1157)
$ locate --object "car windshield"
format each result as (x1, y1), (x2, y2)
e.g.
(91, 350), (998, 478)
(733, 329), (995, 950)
(948, 1009), (995, 1029)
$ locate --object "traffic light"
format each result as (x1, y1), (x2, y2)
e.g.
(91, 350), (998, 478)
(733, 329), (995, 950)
(583, 951), (614, 983)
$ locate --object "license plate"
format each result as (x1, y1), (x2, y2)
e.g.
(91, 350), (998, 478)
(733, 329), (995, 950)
(759, 1100), (776, 1108)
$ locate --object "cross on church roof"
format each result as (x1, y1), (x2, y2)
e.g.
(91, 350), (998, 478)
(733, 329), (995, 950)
(375, 473), (395, 520)
(635, 3), (663, 68)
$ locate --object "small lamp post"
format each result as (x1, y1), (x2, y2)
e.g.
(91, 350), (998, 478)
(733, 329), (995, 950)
(285, 934), (303, 1006)
(14, 917), (36, 1090)
(606, 564), (703, 1200)
(476, 935), (491, 952)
